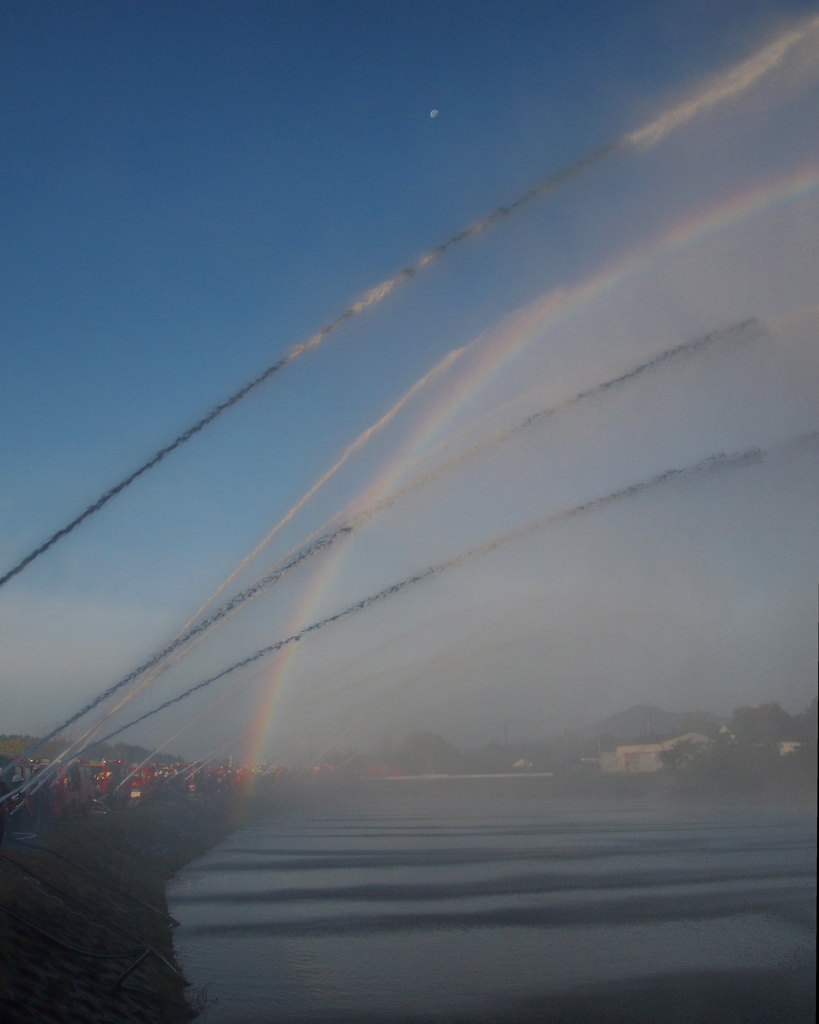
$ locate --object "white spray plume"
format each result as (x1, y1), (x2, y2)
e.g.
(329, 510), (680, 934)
(626, 15), (819, 148)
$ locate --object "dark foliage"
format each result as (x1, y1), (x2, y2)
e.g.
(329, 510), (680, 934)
(0, 734), (182, 765)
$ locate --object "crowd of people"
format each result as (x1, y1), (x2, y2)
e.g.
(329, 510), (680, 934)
(0, 755), (251, 845)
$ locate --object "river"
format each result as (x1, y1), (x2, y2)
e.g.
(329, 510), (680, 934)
(167, 785), (816, 1023)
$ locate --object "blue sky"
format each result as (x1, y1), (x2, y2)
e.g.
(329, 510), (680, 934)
(1, 1), (817, 758)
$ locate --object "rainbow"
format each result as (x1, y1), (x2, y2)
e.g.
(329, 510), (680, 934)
(242, 163), (819, 766)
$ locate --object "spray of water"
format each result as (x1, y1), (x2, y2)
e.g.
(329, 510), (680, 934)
(120, 307), (811, 726)
(21, 351), (466, 761)
(305, 631), (528, 769)
(82, 433), (813, 751)
(2, 17), (813, 590)
(626, 16), (819, 148)
(28, 318), (756, 761)
(24, 528), (352, 757)
(185, 346), (467, 622)
(197, 316), (760, 637)
(179, 732), (251, 784)
(104, 673), (260, 797)
(352, 319), (762, 521)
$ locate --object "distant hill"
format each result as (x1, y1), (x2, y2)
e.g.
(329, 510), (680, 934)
(583, 705), (724, 741)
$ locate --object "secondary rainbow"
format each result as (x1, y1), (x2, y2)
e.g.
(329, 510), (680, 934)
(243, 163), (819, 766)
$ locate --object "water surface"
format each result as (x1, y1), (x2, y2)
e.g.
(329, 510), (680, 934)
(168, 788), (816, 1022)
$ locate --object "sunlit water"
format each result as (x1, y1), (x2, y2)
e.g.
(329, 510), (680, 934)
(167, 788), (816, 1023)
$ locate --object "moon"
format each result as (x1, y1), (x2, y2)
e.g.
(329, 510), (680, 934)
(429, 109), (439, 118)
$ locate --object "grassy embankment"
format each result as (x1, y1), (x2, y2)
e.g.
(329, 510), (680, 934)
(0, 791), (264, 1024)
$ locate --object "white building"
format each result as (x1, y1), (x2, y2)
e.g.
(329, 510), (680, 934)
(600, 732), (710, 773)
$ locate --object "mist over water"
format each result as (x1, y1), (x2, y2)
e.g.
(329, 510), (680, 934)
(169, 789), (816, 1023)
(1, 7), (817, 1024)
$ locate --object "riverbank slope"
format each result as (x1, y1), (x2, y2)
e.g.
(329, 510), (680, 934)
(0, 793), (253, 1024)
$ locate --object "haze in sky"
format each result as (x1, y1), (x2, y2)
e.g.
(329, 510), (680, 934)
(0, 0), (817, 763)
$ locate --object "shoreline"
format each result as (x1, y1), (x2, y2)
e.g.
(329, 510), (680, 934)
(1, 776), (813, 1023)
(0, 792), (258, 1024)
(357, 769), (817, 806)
